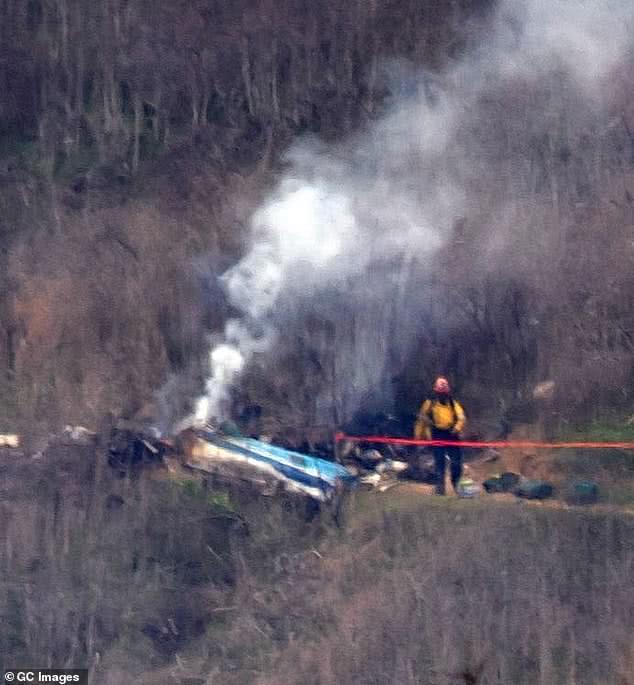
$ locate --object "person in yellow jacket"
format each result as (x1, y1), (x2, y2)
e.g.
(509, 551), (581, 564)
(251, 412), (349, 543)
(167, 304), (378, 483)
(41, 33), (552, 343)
(414, 376), (466, 495)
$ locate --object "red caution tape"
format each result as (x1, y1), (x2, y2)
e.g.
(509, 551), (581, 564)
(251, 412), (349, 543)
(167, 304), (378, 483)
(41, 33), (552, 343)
(334, 432), (634, 450)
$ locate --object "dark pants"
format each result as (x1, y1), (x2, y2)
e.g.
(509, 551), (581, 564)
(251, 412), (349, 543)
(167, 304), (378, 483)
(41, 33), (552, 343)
(431, 429), (462, 494)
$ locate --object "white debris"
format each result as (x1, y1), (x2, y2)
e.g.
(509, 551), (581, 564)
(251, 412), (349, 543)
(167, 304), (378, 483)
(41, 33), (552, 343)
(359, 473), (382, 487)
(388, 459), (409, 473)
(533, 380), (556, 400)
(361, 449), (383, 464)
(375, 459), (408, 474)
(62, 425), (97, 445)
(0, 434), (20, 448)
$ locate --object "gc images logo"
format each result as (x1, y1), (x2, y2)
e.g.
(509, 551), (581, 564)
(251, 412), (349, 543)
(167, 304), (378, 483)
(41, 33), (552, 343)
(4, 673), (87, 684)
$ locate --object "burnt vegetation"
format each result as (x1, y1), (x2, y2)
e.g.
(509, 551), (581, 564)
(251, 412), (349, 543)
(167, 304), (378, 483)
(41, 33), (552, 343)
(0, 0), (499, 434)
(0, 0), (632, 437)
(0, 1), (634, 683)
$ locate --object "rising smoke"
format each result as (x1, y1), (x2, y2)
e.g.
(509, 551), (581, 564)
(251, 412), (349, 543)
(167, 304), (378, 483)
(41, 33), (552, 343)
(188, 0), (633, 429)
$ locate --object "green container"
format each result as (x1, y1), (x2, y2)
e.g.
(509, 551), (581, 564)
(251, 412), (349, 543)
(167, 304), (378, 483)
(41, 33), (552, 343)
(456, 478), (481, 498)
(564, 481), (599, 505)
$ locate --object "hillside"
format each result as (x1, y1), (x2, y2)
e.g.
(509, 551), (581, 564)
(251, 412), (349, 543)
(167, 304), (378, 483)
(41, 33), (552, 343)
(1, 2), (634, 683)
(0, 0), (632, 439)
(0, 0), (492, 434)
(1, 443), (632, 684)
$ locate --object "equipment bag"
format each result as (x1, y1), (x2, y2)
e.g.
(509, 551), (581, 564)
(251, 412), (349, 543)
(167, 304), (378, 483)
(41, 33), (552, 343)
(515, 479), (554, 500)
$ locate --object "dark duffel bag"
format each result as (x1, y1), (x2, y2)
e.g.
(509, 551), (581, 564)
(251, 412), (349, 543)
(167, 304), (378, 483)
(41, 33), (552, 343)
(515, 479), (555, 500)
(483, 471), (521, 493)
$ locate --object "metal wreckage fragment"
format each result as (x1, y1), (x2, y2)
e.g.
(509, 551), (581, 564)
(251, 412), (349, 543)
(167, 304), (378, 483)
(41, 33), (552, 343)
(176, 428), (358, 502)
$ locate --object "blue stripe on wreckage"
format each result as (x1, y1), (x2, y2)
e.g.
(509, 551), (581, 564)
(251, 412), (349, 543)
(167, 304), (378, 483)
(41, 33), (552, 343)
(199, 432), (355, 495)
(240, 438), (355, 484)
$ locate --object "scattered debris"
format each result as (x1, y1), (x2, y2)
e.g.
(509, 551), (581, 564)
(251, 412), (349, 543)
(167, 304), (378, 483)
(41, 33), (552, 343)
(359, 472), (382, 488)
(0, 434), (20, 448)
(61, 425), (97, 445)
(141, 439), (159, 454)
(108, 422), (169, 467)
(375, 459), (409, 475)
(338, 439), (426, 490)
(102, 421), (610, 510)
(532, 380), (556, 401)
(358, 448), (383, 469)
(377, 480), (403, 493)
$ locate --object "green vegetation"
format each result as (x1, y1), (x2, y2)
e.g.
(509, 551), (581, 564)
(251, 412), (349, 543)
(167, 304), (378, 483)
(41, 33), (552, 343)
(173, 478), (235, 513)
(566, 418), (634, 443)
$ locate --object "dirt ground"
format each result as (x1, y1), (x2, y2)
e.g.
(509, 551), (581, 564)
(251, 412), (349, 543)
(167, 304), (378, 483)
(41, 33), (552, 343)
(382, 444), (634, 514)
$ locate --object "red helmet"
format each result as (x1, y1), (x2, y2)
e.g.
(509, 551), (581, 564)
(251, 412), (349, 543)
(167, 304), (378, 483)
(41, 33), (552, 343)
(433, 376), (450, 394)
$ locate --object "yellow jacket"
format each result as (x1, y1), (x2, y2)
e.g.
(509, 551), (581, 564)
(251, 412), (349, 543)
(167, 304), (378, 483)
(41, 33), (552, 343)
(414, 398), (466, 439)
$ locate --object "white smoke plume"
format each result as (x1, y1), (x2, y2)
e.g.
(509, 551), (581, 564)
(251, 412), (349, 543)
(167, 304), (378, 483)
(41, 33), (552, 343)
(189, 0), (634, 427)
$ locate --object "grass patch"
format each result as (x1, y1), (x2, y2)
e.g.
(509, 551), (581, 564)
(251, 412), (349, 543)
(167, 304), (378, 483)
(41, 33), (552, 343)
(173, 477), (235, 513)
(552, 448), (634, 476)
(600, 484), (634, 507)
(548, 420), (634, 502)
(564, 418), (634, 442)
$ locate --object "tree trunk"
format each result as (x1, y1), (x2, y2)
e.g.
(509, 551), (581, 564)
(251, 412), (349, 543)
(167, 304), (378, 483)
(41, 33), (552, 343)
(132, 90), (141, 173)
(241, 36), (254, 116)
